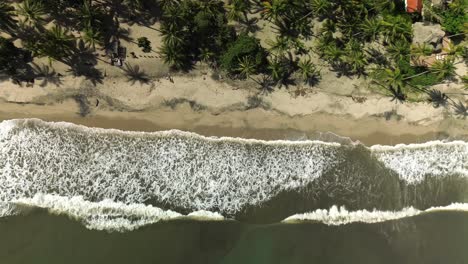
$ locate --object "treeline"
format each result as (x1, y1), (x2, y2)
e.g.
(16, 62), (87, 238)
(0, 0), (467, 116)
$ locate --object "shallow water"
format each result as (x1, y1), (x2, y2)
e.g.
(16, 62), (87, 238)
(0, 119), (467, 262)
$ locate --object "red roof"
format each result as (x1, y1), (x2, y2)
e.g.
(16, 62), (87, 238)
(406, 0), (423, 13)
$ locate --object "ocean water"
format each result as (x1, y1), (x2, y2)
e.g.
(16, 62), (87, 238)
(0, 119), (467, 263)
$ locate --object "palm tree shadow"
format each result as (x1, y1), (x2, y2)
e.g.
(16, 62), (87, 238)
(239, 17), (260, 33)
(123, 63), (151, 86)
(31, 63), (63, 87)
(65, 40), (103, 86)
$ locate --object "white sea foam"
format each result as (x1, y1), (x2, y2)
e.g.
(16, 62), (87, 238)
(3, 194), (467, 232)
(0, 119), (467, 217)
(0, 119), (341, 214)
(8, 194), (226, 232)
(371, 141), (468, 183)
(283, 203), (468, 225)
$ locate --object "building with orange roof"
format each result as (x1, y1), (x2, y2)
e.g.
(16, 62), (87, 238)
(406, 0), (423, 13)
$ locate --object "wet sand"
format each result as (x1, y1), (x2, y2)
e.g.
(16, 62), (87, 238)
(0, 100), (465, 146)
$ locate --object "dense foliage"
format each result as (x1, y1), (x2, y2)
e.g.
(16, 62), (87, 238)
(440, 0), (468, 34)
(0, 37), (28, 75)
(0, 0), (466, 115)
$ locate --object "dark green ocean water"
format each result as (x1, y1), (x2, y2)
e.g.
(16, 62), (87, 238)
(1, 210), (468, 264)
(1, 119), (467, 263)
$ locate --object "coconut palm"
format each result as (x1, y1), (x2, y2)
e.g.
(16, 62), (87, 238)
(42, 25), (75, 64)
(160, 23), (186, 47)
(79, 0), (104, 30)
(16, 0), (46, 27)
(199, 47), (215, 65)
(297, 58), (320, 85)
(236, 56), (256, 78)
(323, 43), (343, 63)
(380, 15), (412, 43)
(309, 0), (331, 17)
(226, 0), (250, 22)
(359, 17), (381, 41)
(341, 50), (367, 76)
(267, 59), (288, 84)
(0, 1), (17, 33)
(411, 43), (433, 60)
(159, 43), (187, 70)
(376, 67), (406, 93)
(430, 58), (456, 80)
(427, 89), (448, 108)
(82, 26), (102, 51)
(443, 42), (464, 59)
(266, 36), (289, 56)
(387, 40), (410, 64)
(261, 0), (288, 22)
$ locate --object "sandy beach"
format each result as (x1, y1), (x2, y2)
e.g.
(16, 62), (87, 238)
(1, 73), (467, 146)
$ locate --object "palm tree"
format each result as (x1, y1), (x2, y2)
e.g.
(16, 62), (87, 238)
(430, 58), (456, 80)
(387, 40), (410, 64)
(261, 0), (287, 22)
(309, 0), (331, 17)
(380, 15), (412, 43)
(199, 47), (215, 65)
(160, 23), (186, 47)
(443, 42), (464, 59)
(79, 0), (103, 29)
(226, 0), (250, 22)
(323, 43), (342, 63)
(266, 36), (289, 56)
(297, 58), (320, 85)
(341, 50), (367, 76)
(267, 59), (287, 85)
(236, 56), (256, 79)
(0, 2), (17, 33)
(410, 43), (433, 61)
(159, 43), (186, 70)
(16, 0), (46, 27)
(42, 25), (75, 64)
(359, 18), (381, 41)
(82, 26), (102, 51)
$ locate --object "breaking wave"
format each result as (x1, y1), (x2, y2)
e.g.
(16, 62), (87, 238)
(283, 203), (468, 225)
(0, 119), (467, 217)
(2, 194), (467, 232)
(2, 194), (224, 232)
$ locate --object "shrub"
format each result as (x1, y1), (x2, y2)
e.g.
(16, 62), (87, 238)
(441, 0), (468, 34)
(220, 34), (267, 74)
(137, 37), (152, 53)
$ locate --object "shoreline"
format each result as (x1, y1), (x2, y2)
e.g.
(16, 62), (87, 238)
(1, 99), (466, 146)
(1, 74), (467, 146)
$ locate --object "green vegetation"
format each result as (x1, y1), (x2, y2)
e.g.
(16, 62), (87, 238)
(221, 34), (266, 76)
(440, 0), (468, 34)
(137, 37), (152, 53)
(0, 0), (466, 117)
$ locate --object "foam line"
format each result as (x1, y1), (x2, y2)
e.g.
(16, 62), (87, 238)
(283, 203), (468, 225)
(10, 194), (224, 232)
